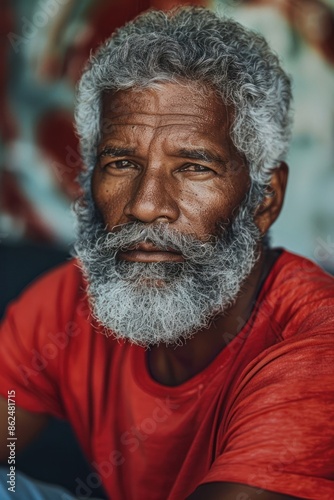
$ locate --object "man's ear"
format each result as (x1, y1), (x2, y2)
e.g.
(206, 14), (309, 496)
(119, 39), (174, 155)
(254, 162), (289, 235)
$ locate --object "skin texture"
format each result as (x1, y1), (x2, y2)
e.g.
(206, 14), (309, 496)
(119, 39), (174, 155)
(93, 83), (250, 240)
(92, 82), (288, 386)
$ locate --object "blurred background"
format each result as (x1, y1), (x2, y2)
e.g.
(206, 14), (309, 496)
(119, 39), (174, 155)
(0, 0), (334, 496)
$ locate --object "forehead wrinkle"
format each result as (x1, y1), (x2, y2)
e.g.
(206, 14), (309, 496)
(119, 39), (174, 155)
(102, 84), (233, 129)
(100, 122), (232, 163)
(100, 85), (235, 161)
(108, 111), (206, 118)
(103, 113), (209, 131)
(100, 120), (215, 150)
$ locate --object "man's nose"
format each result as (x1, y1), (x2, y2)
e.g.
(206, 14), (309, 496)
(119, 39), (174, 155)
(123, 169), (180, 223)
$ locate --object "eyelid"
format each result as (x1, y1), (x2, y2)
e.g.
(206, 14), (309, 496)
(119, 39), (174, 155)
(179, 163), (215, 173)
(101, 159), (138, 170)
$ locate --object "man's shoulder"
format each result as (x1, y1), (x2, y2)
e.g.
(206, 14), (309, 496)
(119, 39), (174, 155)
(19, 257), (83, 297)
(269, 249), (334, 296)
(264, 249), (334, 339)
(28, 257), (83, 290)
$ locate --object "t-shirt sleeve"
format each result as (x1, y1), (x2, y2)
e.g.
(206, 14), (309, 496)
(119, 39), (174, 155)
(199, 333), (334, 499)
(0, 265), (79, 419)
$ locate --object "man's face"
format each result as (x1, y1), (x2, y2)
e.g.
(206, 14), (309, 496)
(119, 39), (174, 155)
(92, 83), (250, 248)
(75, 82), (261, 346)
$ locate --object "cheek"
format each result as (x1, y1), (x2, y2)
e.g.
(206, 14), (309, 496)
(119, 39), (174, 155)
(92, 174), (129, 228)
(178, 183), (243, 237)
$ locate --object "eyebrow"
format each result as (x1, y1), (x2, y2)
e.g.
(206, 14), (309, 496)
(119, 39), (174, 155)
(176, 148), (228, 166)
(97, 146), (228, 167)
(97, 146), (136, 159)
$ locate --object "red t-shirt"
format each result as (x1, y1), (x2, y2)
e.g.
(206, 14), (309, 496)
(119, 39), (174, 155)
(0, 250), (334, 499)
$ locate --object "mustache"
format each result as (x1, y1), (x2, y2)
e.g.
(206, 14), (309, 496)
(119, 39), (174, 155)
(73, 200), (261, 345)
(93, 222), (217, 262)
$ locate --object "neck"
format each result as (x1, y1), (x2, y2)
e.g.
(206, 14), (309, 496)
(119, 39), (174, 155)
(147, 246), (280, 386)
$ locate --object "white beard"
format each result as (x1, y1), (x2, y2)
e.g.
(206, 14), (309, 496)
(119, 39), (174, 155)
(74, 201), (261, 347)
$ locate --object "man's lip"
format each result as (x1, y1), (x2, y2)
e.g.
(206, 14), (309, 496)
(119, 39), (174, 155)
(127, 241), (179, 252)
(118, 242), (184, 263)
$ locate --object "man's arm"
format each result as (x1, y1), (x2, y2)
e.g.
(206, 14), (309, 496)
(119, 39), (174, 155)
(187, 482), (300, 500)
(0, 396), (48, 462)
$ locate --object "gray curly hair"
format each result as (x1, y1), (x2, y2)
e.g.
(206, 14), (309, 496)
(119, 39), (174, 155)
(75, 6), (293, 194)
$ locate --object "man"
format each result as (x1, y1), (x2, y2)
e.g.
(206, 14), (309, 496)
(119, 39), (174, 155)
(0, 6), (333, 500)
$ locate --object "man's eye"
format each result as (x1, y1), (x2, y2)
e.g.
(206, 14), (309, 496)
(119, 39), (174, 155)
(180, 164), (213, 173)
(105, 160), (136, 169)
